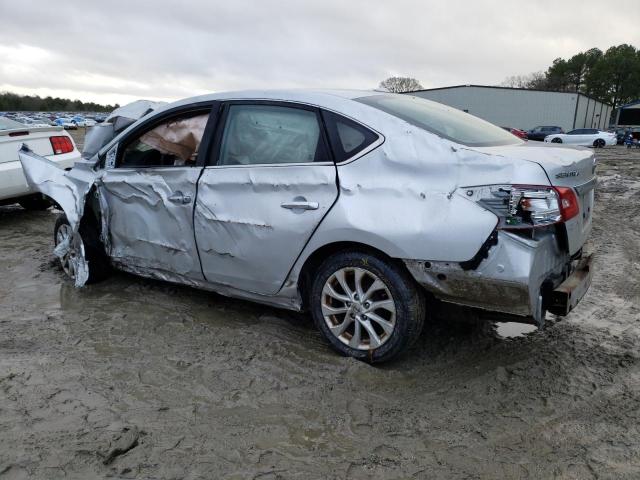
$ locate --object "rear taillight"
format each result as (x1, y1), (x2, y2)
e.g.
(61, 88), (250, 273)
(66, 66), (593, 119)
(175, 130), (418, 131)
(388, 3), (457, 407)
(507, 186), (562, 227)
(475, 184), (579, 229)
(554, 186), (579, 221)
(49, 136), (74, 155)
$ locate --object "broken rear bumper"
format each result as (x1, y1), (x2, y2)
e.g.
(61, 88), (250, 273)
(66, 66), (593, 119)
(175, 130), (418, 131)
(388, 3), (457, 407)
(404, 230), (590, 326)
(546, 254), (593, 316)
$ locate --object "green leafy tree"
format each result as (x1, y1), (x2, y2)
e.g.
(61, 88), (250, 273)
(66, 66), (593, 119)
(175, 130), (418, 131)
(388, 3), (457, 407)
(585, 44), (640, 109)
(545, 58), (571, 91)
(502, 44), (640, 110)
(565, 48), (603, 92)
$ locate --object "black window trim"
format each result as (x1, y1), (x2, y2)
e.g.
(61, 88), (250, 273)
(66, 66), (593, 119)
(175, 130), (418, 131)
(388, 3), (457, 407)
(321, 109), (382, 165)
(109, 100), (221, 170)
(207, 100), (334, 168)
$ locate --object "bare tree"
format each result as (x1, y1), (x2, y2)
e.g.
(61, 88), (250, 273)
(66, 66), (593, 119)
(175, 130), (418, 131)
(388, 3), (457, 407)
(378, 77), (423, 93)
(501, 74), (531, 88)
(500, 72), (547, 89)
(525, 71), (548, 90)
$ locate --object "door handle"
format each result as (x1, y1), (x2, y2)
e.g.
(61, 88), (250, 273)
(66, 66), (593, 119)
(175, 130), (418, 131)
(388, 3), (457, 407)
(281, 201), (319, 211)
(168, 191), (192, 205)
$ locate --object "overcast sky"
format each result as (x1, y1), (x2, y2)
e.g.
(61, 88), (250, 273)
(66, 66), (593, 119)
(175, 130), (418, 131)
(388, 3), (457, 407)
(0, 0), (637, 106)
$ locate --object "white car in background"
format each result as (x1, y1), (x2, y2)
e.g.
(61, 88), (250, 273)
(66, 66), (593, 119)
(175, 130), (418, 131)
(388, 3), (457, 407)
(0, 117), (81, 209)
(18, 118), (53, 129)
(544, 128), (617, 148)
(54, 118), (78, 130)
(71, 118), (94, 128)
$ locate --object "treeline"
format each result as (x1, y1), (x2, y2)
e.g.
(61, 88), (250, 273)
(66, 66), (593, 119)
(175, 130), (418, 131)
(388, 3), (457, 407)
(0, 92), (118, 112)
(502, 44), (640, 109)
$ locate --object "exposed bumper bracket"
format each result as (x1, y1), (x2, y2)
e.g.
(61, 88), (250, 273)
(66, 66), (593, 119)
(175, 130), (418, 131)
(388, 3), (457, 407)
(547, 254), (593, 316)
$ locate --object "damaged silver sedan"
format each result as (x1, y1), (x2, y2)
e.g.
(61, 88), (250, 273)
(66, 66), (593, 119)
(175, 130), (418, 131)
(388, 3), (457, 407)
(19, 90), (595, 362)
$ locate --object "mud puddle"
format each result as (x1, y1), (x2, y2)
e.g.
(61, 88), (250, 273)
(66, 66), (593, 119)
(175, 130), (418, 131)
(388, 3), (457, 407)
(495, 322), (538, 338)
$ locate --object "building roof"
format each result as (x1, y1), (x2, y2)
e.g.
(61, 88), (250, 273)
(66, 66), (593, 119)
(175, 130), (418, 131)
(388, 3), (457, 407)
(406, 84), (610, 106)
(618, 99), (640, 110)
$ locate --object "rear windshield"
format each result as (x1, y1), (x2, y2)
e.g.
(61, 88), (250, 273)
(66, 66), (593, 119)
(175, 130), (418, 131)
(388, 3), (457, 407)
(355, 94), (522, 147)
(0, 117), (26, 130)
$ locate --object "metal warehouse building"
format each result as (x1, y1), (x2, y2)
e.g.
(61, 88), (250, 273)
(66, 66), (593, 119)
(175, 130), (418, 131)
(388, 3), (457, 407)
(406, 85), (613, 132)
(614, 100), (640, 127)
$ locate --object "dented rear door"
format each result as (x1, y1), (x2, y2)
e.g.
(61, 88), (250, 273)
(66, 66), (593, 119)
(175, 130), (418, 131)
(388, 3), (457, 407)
(194, 101), (338, 295)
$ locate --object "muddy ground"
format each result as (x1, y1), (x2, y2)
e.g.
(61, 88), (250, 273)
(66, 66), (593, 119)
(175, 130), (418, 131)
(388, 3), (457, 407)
(1, 140), (639, 479)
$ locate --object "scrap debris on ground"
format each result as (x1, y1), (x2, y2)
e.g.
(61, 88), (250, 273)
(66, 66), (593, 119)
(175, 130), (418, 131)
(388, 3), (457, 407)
(0, 142), (639, 479)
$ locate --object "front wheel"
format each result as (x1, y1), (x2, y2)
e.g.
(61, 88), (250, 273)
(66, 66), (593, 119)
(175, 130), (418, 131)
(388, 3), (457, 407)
(551, 137), (563, 143)
(54, 214), (110, 284)
(593, 139), (605, 148)
(310, 251), (425, 363)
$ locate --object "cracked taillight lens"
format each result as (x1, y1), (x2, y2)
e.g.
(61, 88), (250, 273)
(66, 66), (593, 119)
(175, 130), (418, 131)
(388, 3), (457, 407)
(477, 185), (579, 229)
(507, 186), (561, 226)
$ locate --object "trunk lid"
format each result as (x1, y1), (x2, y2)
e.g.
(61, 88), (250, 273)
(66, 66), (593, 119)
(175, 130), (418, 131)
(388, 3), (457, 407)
(0, 126), (64, 164)
(474, 143), (596, 255)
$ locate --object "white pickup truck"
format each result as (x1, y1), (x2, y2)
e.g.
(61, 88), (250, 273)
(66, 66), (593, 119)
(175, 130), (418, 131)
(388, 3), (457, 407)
(0, 117), (81, 209)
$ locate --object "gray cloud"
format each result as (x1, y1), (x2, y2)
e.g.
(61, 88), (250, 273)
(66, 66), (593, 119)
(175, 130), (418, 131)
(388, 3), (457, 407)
(0, 0), (636, 105)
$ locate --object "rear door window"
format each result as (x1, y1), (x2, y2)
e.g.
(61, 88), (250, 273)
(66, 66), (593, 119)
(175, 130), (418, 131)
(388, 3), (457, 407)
(321, 110), (379, 163)
(216, 104), (329, 166)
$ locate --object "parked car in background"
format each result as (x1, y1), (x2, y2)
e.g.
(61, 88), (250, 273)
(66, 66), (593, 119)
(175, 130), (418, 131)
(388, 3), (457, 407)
(0, 117), (80, 209)
(54, 118), (77, 130)
(501, 126), (528, 140)
(71, 116), (96, 127)
(528, 125), (564, 141)
(19, 91), (595, 362)
(612, 128), (628, 144)
(544, 128), (617, 148)
(17, 118), (52, 129)
(71, 117), (88, 127)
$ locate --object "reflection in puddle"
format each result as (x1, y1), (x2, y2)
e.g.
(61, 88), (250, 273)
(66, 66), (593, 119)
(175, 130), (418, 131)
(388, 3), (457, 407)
(496, 322), (538, 338)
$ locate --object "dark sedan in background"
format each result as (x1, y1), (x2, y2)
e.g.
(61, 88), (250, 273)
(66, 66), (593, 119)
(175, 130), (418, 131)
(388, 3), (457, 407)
(528, 125), (564, 141)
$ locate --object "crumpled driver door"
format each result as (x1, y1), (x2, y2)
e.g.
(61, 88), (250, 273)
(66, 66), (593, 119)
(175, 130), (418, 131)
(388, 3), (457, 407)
(98, 106), (217, 281)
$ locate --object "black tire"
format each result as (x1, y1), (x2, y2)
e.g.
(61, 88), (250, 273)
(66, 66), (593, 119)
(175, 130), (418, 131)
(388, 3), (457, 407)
(53, 214), (110, 284)
(593, 139), (605, 148)
(551, 137), (563, 143)
(310, 250), (426, 363)
(18, 195), (51, 211)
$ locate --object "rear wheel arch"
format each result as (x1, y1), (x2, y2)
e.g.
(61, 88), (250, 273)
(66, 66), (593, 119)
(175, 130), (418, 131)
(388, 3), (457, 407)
(298, 241), (410, 310)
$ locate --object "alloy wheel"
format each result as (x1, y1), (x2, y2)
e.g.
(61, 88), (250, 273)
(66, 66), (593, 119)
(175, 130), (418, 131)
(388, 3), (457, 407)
(321, 267), (396, 350)
(55, 223), (85, 280)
